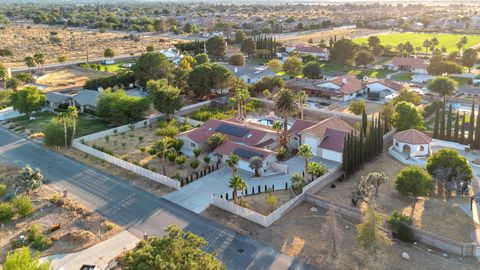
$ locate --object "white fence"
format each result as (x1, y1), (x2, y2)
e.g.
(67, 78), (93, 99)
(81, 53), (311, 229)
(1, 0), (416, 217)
(302, 165), (342, 194)
(430, 139), (467, 151)
(175, 116), (204, 127)
(73, 141), (180, 189)
(211, 193), (304, 227)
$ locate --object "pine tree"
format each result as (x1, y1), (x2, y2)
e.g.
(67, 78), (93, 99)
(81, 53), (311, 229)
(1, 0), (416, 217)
(468, 100), (475, 145)
(432, 107), (439, 138)
(453, 110), (460, 143)
(439, 104), (445, 139)
(446, 104), (452, 140)
(460, 112), (466, 144)
(475, 103), (480, 149)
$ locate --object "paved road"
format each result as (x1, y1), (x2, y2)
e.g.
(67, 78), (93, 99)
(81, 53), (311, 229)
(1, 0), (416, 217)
(0, 127), (315, 270)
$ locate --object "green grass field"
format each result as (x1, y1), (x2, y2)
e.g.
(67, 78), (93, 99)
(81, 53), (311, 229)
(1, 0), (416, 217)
(354, 32), (480, 52)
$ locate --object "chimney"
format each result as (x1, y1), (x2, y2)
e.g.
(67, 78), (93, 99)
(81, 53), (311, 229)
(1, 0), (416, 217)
(342, 77), (347, 84)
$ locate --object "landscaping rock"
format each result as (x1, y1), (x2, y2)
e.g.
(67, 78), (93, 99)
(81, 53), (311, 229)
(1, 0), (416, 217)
(402, 252), (410, 260)
(427, 249), (432, 252)
(310, 207), (318, 212)
(443, 253), (448, 257)
(345, 225), (349, 229)
(413, 242), (417, 245)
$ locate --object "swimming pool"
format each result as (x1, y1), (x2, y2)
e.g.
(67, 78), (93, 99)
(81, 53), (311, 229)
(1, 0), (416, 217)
(256, 118), (293, 129)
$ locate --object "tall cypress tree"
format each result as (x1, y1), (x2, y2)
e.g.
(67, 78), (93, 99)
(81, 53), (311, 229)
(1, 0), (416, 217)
(362, 108), (368, 135)
(433, 107), (440, 138)
(446, 104), (452, 140)
(342, 135), (348, 172)
(460, 112), (466, 144)
(453, 110), (460, 143)
(468, 100), (475, 145)
(439, 104), (445, 139)
(475, 103), (480, 149)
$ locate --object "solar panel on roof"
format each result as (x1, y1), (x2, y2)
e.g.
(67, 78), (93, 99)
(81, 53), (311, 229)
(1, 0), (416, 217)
(233, 148), (264, 160)
(215, 123), (249, 137)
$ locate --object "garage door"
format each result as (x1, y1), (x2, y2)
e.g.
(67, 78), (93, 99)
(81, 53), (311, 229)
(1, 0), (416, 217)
(238, 160), (254, 172)
(304, 136), (318, 156)
(322, 149), (342, 162)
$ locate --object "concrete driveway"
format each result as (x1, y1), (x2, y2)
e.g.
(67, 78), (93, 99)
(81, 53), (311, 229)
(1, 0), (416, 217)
(283, 156), (340, 174)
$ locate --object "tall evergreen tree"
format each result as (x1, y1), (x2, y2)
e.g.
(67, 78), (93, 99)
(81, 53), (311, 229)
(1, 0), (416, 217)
(362, 108), (368, 135)
(475, 103), (480, 149)
(433, 107), (439, 138)
(453, 110), (460, 142)
(460, 112), (466, 144)
(468, 100), (475, 145)
(446, 104), (452, 140)
(439, 104), (445, 139)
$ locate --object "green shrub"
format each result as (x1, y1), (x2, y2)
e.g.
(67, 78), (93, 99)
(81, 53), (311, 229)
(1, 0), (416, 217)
(12, 195), (34, 217)
(167, 151), (177, 162)
(139, 146), (146, 153)
(203, 156), (211, 164)
(0, 184), (7, 197)
(138, 136), (144, 142)
(43, 119), (73, 147)
(193, 147), (202, 158)
(50, 193), (60, 204)
(27, 224), (51, 251)
(190, 159), (200, 169)
(175, 155), (186, 166)
(156, 125), (179, 137)
(189, 106), (234, 121)
(171, 139), (184, 152)
(387, 211), (414, 242)
(0, 202), (15, 222)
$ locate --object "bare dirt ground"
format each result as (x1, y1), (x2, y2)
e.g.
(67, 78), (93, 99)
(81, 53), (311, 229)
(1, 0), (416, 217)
(242, 190), (294, 215)
(203, 202), (480, 270)
(278, 28), (387, 44)
(331, 101), (384, 116)
(317, 151), (479, 243)
(0, 164), (121, 262)
(0, 24), (177, 67)
(61, 148), (173, 197)
(36, 67), (108, 91)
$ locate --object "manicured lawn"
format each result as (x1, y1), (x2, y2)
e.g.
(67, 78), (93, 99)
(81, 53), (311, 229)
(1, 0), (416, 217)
(10, 111), (112, 135)
(354, 32), (480, 52)
(449, 76), (470, 86)
(391, 72), (414, 81)
(319, 62), (394, 78)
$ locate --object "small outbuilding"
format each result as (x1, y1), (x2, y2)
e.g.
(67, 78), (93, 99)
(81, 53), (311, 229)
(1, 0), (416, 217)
(393, 129), (432, 157)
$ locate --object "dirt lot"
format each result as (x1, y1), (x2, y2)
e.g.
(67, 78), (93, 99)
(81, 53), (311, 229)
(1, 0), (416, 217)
(0, 164), (121, 262)
(203, 202), (480, 270)
(36, 67), (108, 91)
(0, 24), (177, 67)
(242, 190), (295, 215)
(317, 151), (479, 243)
(331, 100), (385, 116)
(278, 28), (387, 44)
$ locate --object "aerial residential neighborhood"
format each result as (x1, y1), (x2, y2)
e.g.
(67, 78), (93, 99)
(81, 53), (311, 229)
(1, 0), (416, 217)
(1, 0), (480, 269)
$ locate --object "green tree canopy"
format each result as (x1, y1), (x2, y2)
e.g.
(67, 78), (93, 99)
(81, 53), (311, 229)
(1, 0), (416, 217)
(302, 61), (321, 79)
(392, 88), (422, 106)
(426, 148), (473, 184)
(330, 39), (357, 65)
(252, 76), (284, 94)
(228, 54), (245, 66)
(392, 101), (423, 131)
(104, 48), (115, 58)
(427, 76), (457, 98)
(461, 48), (478, 72)
(132, 52), (174, 86)
(122, 225), (225, 270)
(4, 247), (52, 270)
(234, 30), (247, 44)
(354, 50), (374, 67)
(187, 63), (235, 97)
(394, 166), (432, 216)
(282, 56), (302, 75)
(194, 53), (210, 65)
(10, 86), (46, 119)
(146, 79), (183, 118)
(205, 36), (227, 59)
(240, 38), (256, 56)
(348, 100), (365, 115)
(96, 89), (151, 124)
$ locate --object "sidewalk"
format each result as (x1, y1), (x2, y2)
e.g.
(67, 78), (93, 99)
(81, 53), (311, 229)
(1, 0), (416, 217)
(44, 231), (139, 270)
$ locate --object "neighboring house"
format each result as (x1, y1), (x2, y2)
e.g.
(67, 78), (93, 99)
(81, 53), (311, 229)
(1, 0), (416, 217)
(160, 48), (183, 64)
(46, 90), (100, 112)
(364, 79), (404, 99)
(214, 140), (276, 173)
(392, 129), (432, 157)
(410, 22), (424, 31)
(287, 119), (317, 148)
(298, 116), (354, 162)
(286, 75), (364, 102)
(294, 45), (330, 61)
(176, 118), (277, 157)
(224, 64), (276, 84)
(384, 57), (428, 74)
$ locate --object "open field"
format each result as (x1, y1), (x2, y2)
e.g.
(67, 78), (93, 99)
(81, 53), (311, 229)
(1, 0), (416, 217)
(203, 202), (480, 269)
(0, 24), (177, 67)
(36, 67), (108, 91)
(277, 28), (386, 44)
(317, 151), (479, 243)
(0, 164), (121, 262)
(354, 32), (480, 52)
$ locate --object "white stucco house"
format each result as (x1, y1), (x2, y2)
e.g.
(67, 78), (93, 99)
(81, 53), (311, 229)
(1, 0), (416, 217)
(365, 79), (404, 99)
(392, 129), (432, 157)
(224, 64), (276, 84)
(384, 57), (428, 74)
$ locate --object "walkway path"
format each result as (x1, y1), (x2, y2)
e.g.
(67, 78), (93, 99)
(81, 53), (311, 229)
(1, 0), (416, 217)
(45, 231), (139, 270)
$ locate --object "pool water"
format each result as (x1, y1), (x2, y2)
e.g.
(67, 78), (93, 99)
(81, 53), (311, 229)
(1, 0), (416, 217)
(256, 118), (293, 129)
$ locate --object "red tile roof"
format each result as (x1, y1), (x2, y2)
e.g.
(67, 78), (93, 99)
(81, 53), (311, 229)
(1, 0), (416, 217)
(321, 75), (364, 95)
(288, 119), (317, 135)
(214, 140), (274, 161)
(366, 79), (404, 92)
(179, 118), (275, 147)
(394, 129), (432, 144)
(390, 57), (428, 70)
(319, 129), (349, 152)
(299, 116), (354, 139)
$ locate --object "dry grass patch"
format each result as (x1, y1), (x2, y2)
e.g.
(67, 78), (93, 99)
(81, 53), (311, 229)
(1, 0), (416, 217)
(242, 190), (295, 215)
(317, 151), (479, 243)
(36, 67), (107, 91)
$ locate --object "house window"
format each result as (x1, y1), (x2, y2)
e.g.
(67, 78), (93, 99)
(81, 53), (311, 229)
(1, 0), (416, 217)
(191, 142), (196, 148)
(419, 146), (425, 151)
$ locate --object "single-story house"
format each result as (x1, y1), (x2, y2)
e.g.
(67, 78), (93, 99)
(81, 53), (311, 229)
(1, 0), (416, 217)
(214, 140), (276, 173)
(384, 57), (428, 74)
(287, 119), (317, 148)
(294, 45), (330, 61)
(364, 79), (404, 99)
(176, 118), (277, 156)
(393, 129), (432, 157)
(224, 64), (276, 84)
(298, 116), (354, 162)
(46, 90), (99, 112)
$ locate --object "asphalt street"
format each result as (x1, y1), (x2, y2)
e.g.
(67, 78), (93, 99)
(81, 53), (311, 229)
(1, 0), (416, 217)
(0, 127), (316, 270)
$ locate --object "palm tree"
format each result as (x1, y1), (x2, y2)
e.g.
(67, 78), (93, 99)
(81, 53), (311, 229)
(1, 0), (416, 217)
(249, 156), (263, 177)
(67, 106), (78, 145)
(33, 53), (45, 73)
(151, 137), (174, 176)
(229, 175), (247, 205)
(291, 173), (304, 193)
(298, 144), (313, 180)
(296, 90), (308, 120)
(235, 88), (250, 119)
(262, 89), (271, 115)
(274, 88), (297, 148)
(24, 56), (36, 74)
(226, 153), (239, 177)
(272, 121), (282, 146)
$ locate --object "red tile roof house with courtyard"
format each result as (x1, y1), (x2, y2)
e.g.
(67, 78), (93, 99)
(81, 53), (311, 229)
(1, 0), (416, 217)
(298, 116), (355, 162)
(384, 57), (428, 74)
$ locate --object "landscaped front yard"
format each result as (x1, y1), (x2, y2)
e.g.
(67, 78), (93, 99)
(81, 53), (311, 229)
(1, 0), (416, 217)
(240, 190), (295, 215)
(317, 151), (479, 243)
(391, 72), (414, 82)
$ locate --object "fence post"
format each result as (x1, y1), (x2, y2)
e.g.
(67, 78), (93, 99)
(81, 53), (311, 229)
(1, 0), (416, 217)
(196, 172), (199, 179)
(285, 182), (288, 190)
(272, 184), (274, 191)
(258, 185), (260, 193)
(264, 185), (267, 192)
(252, 186), (254, 194)
(245, 188), (248, 195)
(220, 194), (223, 199)
(225, 193), (229, 200)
